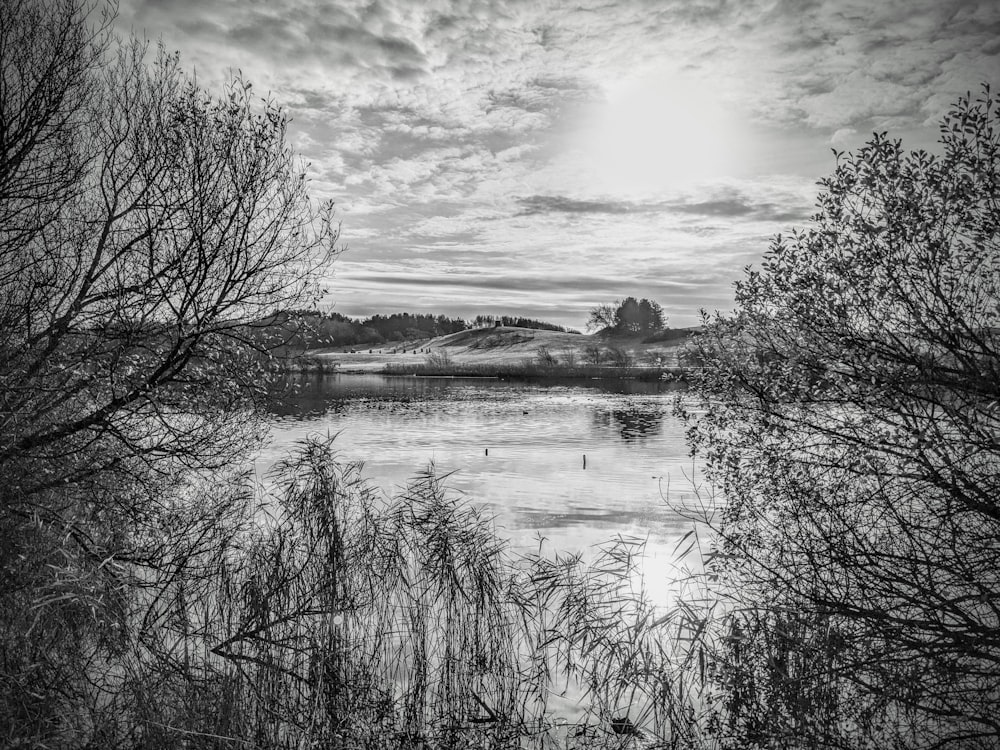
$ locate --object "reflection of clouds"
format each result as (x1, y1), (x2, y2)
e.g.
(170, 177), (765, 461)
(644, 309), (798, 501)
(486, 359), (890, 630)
(504, 504), (693, 533)
(257, 373), (705, 599)
(116, 0), (998, 328)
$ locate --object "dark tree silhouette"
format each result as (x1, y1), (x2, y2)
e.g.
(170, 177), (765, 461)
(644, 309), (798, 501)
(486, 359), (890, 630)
(0, 1), (337, 742)
(588, 298), (666, 335)
(685, 86), (1000, 748)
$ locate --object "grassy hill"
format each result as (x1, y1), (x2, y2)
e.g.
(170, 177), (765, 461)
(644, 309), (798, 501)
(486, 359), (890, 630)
(295, 325), (700, 377)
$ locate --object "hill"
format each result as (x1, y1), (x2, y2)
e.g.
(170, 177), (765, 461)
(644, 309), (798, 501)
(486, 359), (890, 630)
(297, 325), (700, 374)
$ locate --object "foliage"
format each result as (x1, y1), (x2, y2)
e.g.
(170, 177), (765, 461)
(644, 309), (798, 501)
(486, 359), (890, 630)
(253, 310), (469, 352)
(364, 312), (468, 342)
(641, 328), (697, 344)
(589, 298), (666, 336)
(0, 11), (337, 494)
(1, 419), (721, 748)
(424, 347), (454, 369)
(100, 439), (717, 750)
(535, 345), (558, 366)
(473, 314), (580, 334)
(605, 347), (634, 368)
(250, 312), (579, 356)
(684, 86), (1000, 748)
(584, 344), (604, 365)
(0, 0), (337, 744)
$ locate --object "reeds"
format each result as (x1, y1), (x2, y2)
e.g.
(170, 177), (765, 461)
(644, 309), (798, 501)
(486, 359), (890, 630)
(106, 437), (722, 749)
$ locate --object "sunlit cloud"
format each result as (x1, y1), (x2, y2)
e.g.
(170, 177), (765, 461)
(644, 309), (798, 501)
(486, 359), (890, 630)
(115, 0), (1000, 328)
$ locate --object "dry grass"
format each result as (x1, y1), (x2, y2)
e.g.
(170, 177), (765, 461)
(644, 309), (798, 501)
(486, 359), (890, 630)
(94, 438), (721, 749)
(303, 326), (699, 376)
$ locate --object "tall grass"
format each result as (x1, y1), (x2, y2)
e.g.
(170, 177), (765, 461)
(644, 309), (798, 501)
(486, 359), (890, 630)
(105, 438), (721, 749)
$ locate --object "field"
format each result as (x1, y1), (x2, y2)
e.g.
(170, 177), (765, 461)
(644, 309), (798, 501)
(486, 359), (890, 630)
(293, 325), (700, 376)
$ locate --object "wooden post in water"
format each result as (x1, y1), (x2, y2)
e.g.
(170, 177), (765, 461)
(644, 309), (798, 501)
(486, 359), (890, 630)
(583, 454), (587, 470)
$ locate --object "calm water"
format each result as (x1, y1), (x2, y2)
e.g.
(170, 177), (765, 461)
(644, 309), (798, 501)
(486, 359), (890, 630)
(258, 374), (709, 595)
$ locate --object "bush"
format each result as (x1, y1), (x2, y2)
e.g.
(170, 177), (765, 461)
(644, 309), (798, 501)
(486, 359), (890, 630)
(0, 1), (335, 744)
(424, 348), (453, 368)
(535, 345), (558, 366)
(605, 346), (634, 367)
(685, 86), (1000, 748)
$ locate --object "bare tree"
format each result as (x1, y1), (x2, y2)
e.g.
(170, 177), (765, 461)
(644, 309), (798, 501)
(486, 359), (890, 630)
(0, 1), (338, 743)
(587, 302), (618, 332)
(535, 345), (558, 366)
(583, 343), (604, 365)
(1, 31), (338, 495)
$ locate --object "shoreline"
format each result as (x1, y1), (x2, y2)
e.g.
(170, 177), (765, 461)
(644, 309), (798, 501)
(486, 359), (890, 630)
(282, 358), (696, 382)
(273, 325), (701, 381)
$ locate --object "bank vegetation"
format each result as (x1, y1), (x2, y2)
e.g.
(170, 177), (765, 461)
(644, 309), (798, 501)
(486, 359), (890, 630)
(2, 0), (998, 748)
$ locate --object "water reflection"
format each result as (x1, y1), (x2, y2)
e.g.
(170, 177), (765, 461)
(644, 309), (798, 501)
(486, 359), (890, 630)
(259, 373), (701, 586)
(265, 373), (468, 417)
(265, 373), (680, 419)
(592, 407), (666, 442)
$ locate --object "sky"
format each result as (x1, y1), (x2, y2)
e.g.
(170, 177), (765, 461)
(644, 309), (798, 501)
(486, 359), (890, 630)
(115, 0), (1000, 329)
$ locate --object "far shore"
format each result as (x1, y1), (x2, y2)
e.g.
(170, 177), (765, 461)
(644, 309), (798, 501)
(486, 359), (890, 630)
(277, 325), (701, 381)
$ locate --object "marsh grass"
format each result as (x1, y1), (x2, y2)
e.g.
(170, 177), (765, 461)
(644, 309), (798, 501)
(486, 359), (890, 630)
(423, 348), (454, 369)
(113, 438), (721, 749)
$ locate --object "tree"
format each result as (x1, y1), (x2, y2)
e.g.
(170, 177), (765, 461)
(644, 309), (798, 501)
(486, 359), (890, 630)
(584, 343), (604, 365)
(616, 296), (643, 334)
(1, 10), (338, 489)
(638, 298), (665, 333)
(588, 298), (666, 335)
(0, 1), (338, 743)
(588, 302), (618, 332)
(685, 86), (1000, 748)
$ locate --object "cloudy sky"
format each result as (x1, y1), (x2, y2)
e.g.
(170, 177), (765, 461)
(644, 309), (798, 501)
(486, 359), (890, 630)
(116, 0), (999, 328)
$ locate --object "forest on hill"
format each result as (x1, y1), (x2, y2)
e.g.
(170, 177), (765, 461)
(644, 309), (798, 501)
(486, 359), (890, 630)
(254, 309), (581, 351)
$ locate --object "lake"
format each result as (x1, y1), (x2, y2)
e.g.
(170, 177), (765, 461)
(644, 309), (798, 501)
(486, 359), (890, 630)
(258, 373), (710, 602)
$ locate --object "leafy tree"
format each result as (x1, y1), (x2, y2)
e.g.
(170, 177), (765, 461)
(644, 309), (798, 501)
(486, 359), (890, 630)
(363, 312), (467, 340)
(685, 86), (1000, 748)
(0, 0), (337, 743)
(638, 298), (665, 333)
(473, 313), (574, 333)
(616, 297), (644, 334)
(589, 298), (666, 335)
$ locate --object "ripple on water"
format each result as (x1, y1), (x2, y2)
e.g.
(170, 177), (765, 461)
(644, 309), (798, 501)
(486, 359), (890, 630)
(258, 374), (708, 593)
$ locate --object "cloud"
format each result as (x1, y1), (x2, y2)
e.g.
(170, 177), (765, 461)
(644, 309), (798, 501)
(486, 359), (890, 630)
(487, 76), (596, 116)
(343, 270), (721, 296)
(665, 196), (811, 223)
(516, 196), (649, 216)
(830, 127), (858, 145)
(516, 187), (812, 223)
(113, 0), (998, 328)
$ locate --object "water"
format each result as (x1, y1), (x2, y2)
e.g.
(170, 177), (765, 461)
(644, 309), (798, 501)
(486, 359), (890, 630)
(258, 373), (709, 599)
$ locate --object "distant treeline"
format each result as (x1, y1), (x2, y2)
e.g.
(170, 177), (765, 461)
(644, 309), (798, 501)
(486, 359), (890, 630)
(471, 314), (580, 334)
(253, 310), (576, 350)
